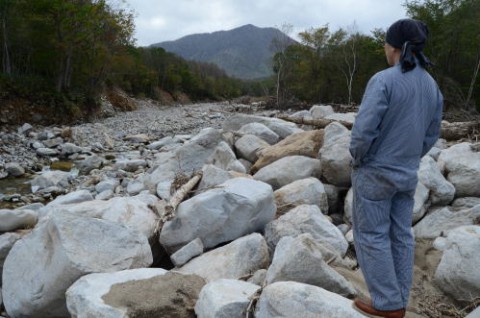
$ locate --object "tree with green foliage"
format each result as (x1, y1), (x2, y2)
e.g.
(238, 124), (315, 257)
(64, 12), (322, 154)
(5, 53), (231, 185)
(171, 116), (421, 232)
(0, 0), (136, 118)
(405, 0), (480, 110)
(272, 24), (385, 107)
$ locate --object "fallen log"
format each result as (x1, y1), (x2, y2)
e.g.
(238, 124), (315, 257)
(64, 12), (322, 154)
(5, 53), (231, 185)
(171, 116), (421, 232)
(441, 121), (480, 141)
(277, 114), (480, 141)
(153, 171), (203, 234)
(276, 115), (353, 129)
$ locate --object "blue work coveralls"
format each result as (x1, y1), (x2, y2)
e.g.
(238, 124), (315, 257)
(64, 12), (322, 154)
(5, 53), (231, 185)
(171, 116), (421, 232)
(349, 61), (443, 310)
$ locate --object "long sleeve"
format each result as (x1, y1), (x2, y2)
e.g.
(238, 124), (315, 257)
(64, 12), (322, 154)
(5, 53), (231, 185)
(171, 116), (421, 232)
(349, 74), (389, 167)
(421, 94), (443, 156)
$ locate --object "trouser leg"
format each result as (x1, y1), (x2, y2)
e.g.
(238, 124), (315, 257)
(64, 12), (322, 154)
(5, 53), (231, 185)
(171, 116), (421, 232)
(352, 176), (404, 310)
(390, 190), (415, 308)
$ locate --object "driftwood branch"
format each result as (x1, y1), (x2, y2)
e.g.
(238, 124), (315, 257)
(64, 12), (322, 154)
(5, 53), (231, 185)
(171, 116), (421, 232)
(153, 171), (203, 234)
(277, 114), (353, 129)
(277, 114), (480, 141)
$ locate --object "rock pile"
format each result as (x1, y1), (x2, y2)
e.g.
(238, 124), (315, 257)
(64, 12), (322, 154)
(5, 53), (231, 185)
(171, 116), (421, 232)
(0, 102), (479, 317)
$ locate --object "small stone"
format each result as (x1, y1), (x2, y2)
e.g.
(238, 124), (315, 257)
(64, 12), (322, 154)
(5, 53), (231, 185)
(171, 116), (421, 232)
(5, 162), (25, 177)
(171, 238), (204, 267)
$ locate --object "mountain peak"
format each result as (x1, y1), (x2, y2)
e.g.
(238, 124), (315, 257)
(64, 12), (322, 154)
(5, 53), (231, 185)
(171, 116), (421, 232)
(237, 24), (259, 30)
(151, 25), (295, 79)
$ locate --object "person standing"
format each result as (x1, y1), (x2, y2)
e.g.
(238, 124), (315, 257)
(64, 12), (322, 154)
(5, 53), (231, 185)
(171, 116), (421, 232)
(349, 19), (443, 318)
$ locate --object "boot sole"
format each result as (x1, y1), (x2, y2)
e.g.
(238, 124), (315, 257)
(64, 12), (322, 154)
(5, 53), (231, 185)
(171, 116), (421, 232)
(352, 302), (385, 317)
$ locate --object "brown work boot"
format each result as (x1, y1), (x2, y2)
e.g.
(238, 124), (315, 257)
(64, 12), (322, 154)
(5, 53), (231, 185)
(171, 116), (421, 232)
(352, 298), (405, 318)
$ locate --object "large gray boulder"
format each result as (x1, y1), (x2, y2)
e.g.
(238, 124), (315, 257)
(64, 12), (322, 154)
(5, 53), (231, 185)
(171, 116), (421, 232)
(147, 136), (180, 150)
(178, 233), (270, 282)
(238, 122), (280, 145)
(146, 128), (223, 200)
(171, 238), (204, 267)
(30, 170), (72, 193)
(206, 141), (245, 173)
(434, 226), (480, 302)
(196, 164), (246, 194)
(253, 156), (322, 190)
(59, 143), (84, 156)
(255, 281), (365, 318)
(46, 189), (94, 207)
(222, 114), (302, 139)
(113, 159), (147, 173)
(160, 177), (275, 253)
(414, 205), (480, 239)
(234, 134), (270, 162)
(418, 155), (455, 205)
(5, 162), (25, 177)
(74, 155), (104, 175)
(437, 142), (471, 172)
(310, 105), (334, 119)
(0, 209), (37, 232)
(43, 194), (160, 239)
(318, 122), (352, 187)
(66, 268), (168, 318)
(451, 197), (480, 210)
(264, 205), (348, 257)
(265, 234), (356, 297)
(438, 142), (480, 197)
(274, 177), (328, 216)
(2, 213), (152, 317)
(195, 279), (260, 318)
(412, 182), (430, 223)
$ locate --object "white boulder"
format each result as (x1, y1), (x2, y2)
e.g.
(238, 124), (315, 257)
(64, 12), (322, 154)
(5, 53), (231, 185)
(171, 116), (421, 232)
(264, 205), (348, 257)
(318, 122), (352, 187)
(66, 268), (168, 318)
(274, 177), (328, 216)
(178, 233), (270, 282)
(0, 209), (37, 232)
(434, 226), (480, 302)
(418, 155), (455, 205)
(2, 213), (152, 317)
(238, 122), (280, 145)
(160, 177), (275, 253)
(195, 279), (260, 318)
(414, 205), (480, 239)
(253, 155), (321, 190)
(265, 234), (356, 297)
(255, 281), (365, 318)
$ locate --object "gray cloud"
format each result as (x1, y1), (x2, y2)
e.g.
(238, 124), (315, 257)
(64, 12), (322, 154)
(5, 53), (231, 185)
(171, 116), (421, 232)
(126, 0), (408, 46)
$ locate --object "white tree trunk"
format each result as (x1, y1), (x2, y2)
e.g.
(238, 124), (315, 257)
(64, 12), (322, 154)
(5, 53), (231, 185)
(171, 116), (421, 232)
(465, 51), (480, 109)
(2, 14), (11, 75)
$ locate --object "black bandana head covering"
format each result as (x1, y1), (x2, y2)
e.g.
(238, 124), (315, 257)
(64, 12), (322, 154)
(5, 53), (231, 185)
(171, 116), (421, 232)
(385, 19), (433, 73)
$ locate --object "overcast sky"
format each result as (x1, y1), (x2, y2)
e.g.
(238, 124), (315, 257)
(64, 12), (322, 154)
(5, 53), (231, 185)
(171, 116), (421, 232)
(125, 0), (408, 46)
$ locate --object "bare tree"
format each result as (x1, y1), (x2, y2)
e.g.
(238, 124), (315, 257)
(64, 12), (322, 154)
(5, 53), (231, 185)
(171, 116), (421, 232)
(1, 0), (12, 75)
(271, 23), (293, 108)
(465, 46), (480, 109)
(341, 22), (359, 105)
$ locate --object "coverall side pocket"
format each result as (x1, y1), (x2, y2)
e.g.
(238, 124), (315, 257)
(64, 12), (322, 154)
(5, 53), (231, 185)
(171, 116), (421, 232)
(356, 169), (396, 201)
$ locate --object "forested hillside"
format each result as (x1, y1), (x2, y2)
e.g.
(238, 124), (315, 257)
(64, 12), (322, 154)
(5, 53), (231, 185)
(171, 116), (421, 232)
(152, 24), (295, 79)
(0, 0), (478, 125)
(0, 0), (254, 124)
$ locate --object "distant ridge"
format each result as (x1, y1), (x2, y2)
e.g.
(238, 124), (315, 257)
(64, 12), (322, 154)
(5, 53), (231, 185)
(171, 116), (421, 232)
(151, 24), (296, 80)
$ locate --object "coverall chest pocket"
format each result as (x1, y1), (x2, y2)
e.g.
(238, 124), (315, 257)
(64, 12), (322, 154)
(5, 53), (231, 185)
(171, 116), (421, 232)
(355, 168), (396, 201)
